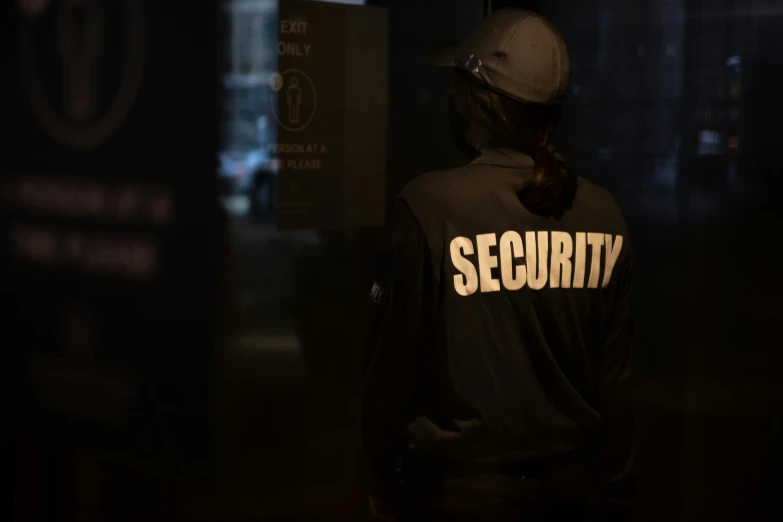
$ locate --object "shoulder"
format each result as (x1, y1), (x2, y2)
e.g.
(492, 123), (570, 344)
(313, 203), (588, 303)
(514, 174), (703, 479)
(574, 177), (628, 232)
(575, 177), (622, 211)
(575, 179), (634, 270)
(400, 168), (459, 203)
(399, 165), (475, 221)
(393, 165), (476, 268)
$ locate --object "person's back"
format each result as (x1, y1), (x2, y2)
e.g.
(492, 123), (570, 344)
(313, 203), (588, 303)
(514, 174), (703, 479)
(402, 149), (630, 458)
(361, 10), (636, 522)
(397, 150), (633, 519)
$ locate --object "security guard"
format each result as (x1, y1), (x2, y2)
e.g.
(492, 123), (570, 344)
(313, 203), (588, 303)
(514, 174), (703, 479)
(362, 9), (636, 522)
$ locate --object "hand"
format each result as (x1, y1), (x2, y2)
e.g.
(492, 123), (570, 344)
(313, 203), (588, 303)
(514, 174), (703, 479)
(405, 416), (482, 452)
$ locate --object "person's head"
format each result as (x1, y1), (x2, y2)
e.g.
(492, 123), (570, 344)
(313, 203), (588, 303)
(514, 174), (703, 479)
(449, 9), (576, 220)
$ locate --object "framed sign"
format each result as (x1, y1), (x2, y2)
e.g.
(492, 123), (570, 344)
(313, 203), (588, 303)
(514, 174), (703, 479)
(272, 0), (388, 229)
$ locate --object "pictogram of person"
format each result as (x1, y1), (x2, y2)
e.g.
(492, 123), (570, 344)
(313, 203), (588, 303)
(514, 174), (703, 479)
(286, 76), (303, 124)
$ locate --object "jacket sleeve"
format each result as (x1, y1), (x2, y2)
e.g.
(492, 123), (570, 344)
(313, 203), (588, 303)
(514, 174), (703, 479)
(360, 198), (439, 514)
(589, 241), (638, 522)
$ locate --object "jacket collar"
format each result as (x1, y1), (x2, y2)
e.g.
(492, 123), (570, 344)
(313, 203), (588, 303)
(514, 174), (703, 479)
(469, 147), (535, 170)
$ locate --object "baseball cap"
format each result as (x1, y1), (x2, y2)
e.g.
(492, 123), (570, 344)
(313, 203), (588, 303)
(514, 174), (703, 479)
(455, 9), (570, 106)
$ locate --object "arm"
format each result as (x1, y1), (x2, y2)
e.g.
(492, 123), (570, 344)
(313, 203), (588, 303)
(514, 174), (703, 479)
(361, 199), (438, 520)
(589, 245), (638, 522)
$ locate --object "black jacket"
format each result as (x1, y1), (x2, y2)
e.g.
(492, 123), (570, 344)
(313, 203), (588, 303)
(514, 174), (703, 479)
(361, 148), (636, 519)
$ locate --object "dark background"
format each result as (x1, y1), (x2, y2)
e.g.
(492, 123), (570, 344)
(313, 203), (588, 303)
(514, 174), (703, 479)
(4, 0), (783, 521)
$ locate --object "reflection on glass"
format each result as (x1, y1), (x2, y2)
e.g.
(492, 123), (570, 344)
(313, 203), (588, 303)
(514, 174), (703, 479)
(698, 130), (722, 156)
(221, 0), (378, 350)
(220, 1), (277, 220)
(219, 0), (365, 219)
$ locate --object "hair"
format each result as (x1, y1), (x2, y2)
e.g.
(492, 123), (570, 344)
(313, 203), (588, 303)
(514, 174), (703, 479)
(453, 68), (578, 220)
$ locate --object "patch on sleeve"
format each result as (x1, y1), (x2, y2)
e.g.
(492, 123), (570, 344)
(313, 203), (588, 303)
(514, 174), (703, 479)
(370, 281), (388, 305)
